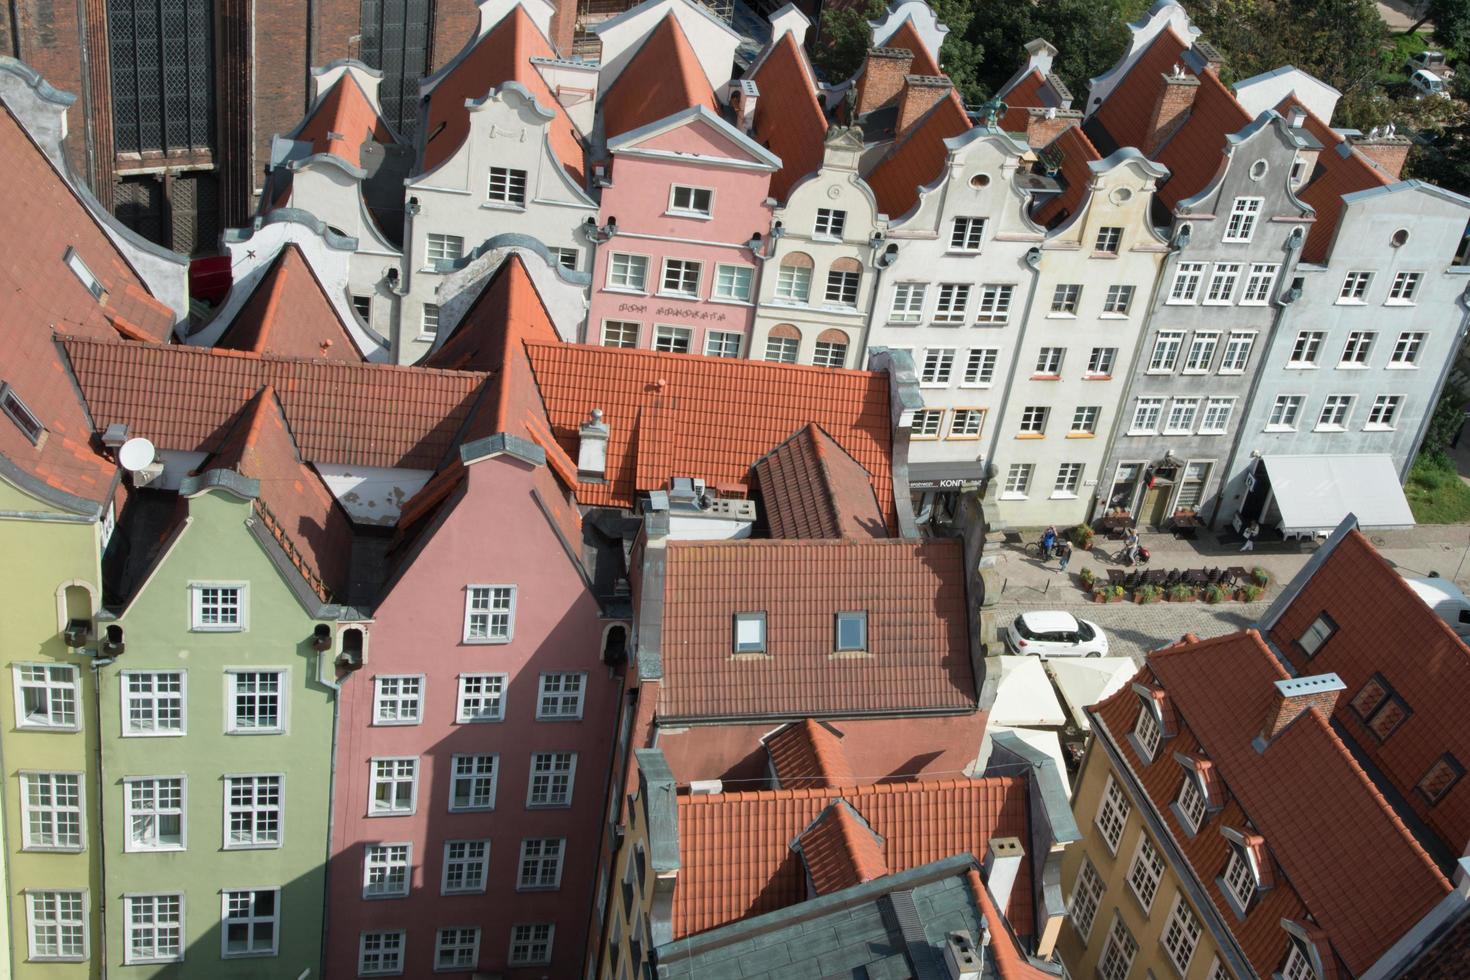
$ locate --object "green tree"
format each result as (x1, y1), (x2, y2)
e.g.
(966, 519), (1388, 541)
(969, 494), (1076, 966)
(811, 0), (981, 98)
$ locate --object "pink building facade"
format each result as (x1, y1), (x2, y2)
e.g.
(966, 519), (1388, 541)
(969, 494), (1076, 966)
(326, 441), (625, 979)
(586, 106), (780, 357)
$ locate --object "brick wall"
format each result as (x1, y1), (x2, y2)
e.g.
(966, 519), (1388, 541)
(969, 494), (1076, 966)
(896, 74), (951, 135)
(856, 47), (913, 116)
(315, 0), (363, 64)
(13, 0), (88, 178)
(1262, 687), (1343, 741)
(434, 1), (481, 70)
(1145, 73), (1198, 156)
(1025, 108), (1081, 149)
(1352, 136), (1412, 180)
(252, 0), (311, 207)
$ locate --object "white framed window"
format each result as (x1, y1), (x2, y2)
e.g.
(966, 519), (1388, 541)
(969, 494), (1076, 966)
(1268, 395), (1304, 430)
(1316, 394), (1353, 430)
(1130, 397), (1164, 434)
(1165, 398), (1200, 434)
(352, 295), (372, 321)
(1087, 347), (1117, 377)
(1054, 463), (1084, 497)
(373, 675), (422, 726)
(1223, 196), (1262, 242)
(225, 774), (282, 848)
(1288, 331), (1324, 366)
(21, 772), (82, 850)
(1391, 331), (1425, 365)
(911, 409), (943, 439)
(509, 924), (554, 966)
(190, 583), (245, 631)
(948, 409), (984, 439)
(976, 284), (1013, 323)
(1220, 331), (1255, 373)
(1339, 270), (1372, 302)
(655, 325), (692, 353)
(528, 752), (576, 807)
(359, 930), (406, 976)
(1241, 262), (1279, 304)
(370, 758), (418, 816)
(963, 348), (998, 385)
(733, 612), (766, 653)
(1149, 331), (1184, 372)
(814, 208), (846, 237)
(1161, 893), (1202, 975)
(517, 838), (566, 890)
(824, 268), (860, 306)
(1072, 406), (1100, 434)
(125, 777), (184, 851)
(1200, 398), (1235, 434)
(442, 840), (490, 895)
(1127, 834), (1165, 911)
(1176, 460), (1210, 509)
(776, 261), (812, 302)
(813, 338), (848, 368)
(1069, 858), (1105, 940)
(1095, 226), (1123, 254)
(425, 233), (464, 267)
(222, 889), (278, 958)
(1099, 915), (1139, 980)
(456, 674), (506, 723)
(920, 348), (955, 386)
(1205, 262), (1241, 303)
(1222, 848), (1255, 909)
(15, 664), (79, 730)
(1018, 406), (1048, 435)
(601, 320), (639, 348)
(889, 282), (926, 322)
(668, 185), (712, 216)
(1096, 775), (1131, 853)
(27, 891), (86, 961)
(765, 335), (799, 363)
(449, 754), (498, 811)
(1283, 943), (1318, 980)
(934, 283), (971, 323)
(463, 585), (515, 643)
(1051, 283), (1082, 314)
(1135, 706), (1161, 759)
(1367, 394), (1403, 430)
(1184, 332), (1219, 373)
(364, 843), (412, 899)
(834, 612), (868, 655)
(420, 304), (440, 338)
(1102, 284), (1134, 315)
(951, 216), (986, 250)
(704, 331), (741, 358)
(486, 167), (527, 206)
(225, 670), (285, 734)
(1002, 463), (1033, 498)
(713, 264), (753, 301)
(1169, 262), (1205, 302)
(124, 894), (183, 965)
(607, 253), (648, 292)
(548, 247), (579, 271)
(1035, 347), (1064, 376)
(435, 927), (480, 971)
(1388, 271), (1422, 303)
(660, 259), (701, 297)
(1340, 330), (1375, 366)
(537, 673), (586, 720)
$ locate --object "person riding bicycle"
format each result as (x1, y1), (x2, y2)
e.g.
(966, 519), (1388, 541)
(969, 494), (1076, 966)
(1041, 525), (1057, 558)
(1123, 528), (1140, 565)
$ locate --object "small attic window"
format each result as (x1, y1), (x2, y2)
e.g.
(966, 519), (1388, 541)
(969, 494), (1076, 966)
(0, 383), (45, 446)
(733, 612), (766, 654)
(64, 247), (105, 300)
(1249, 159), (1268, 181)
(1295, 612), (1337, 657)
(834, 611), (867, 652)
(969, 173), (991, 189)
(1392, 228), (1410, 248)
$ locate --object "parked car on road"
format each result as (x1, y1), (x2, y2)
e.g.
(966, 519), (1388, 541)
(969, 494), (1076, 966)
(1004, 611), (1110, 658)
(1407, 50), (1448, 74)
(1411, 69), (1450, 98)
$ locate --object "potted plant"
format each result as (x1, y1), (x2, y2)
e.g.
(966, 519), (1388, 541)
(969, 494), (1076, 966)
(1079, 567), (1096, 590)
(1251, 567), (1270, 588)
(1203, 584), (1225, 604)
(1167, 582), (1195, 602)
(1109, 585), (1126, 603)
(1093, 586), (1109, 603)
(1134, 584), (1161, 604)
(1070, 523), (1096, 551)
(1239, 583), (1265, 602)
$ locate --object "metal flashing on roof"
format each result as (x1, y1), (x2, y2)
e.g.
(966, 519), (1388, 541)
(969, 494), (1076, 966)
(179, 469), (260, 500)
(459, 432), (546, 467)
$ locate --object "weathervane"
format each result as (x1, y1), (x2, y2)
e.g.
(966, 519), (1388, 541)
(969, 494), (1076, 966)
(977, 97), (1008, 131)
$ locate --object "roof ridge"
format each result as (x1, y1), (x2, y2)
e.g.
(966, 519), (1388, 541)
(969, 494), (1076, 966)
(678, 774), (1023, 806)
(58, 333), (490, 379)
(524, 340), (886, 382)
(666, 537), (953, 551)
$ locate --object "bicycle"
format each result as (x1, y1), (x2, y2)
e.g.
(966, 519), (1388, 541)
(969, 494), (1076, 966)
(1023, 539), (1057, 560)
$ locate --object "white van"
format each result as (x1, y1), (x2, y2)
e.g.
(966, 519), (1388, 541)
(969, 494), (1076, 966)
(1412, 69), (1449, 98)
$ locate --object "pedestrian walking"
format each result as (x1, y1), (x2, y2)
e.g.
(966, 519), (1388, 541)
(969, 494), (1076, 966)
(1042, 524), (1057, 558)
(1240, 520), (1259, 552)
(1056, 539), (1073, 572)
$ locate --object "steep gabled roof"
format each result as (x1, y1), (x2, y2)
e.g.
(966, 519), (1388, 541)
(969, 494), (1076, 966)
(1153, 69), (1253, 209)
(751, 423), (886, 539)
(215, 245), (363, 362)
(295, 71), (394, 168)
(795, 801), (889, 895)
(1282, 97), (1390, 263)
(421, 5), (585, 184)
(998, 69), (1047, 131)
(864, 91), (971, 220)
(885, 18), (940, 77)
(764, 719), (857, 788)
(420, 254), (563, 373)
(1033, 124), (1102, 228)
(748, 31), (827, 202)
(1090, 26), (1191, 153)
(600, 13), (718, 139)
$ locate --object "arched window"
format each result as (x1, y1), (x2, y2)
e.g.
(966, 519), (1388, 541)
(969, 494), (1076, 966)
(775, 252), (813, 303)
(601, 624), (628, 666)
(766, 324), (801, 364)
(813, 328), (850, 369)
(825, 257), (862, 307)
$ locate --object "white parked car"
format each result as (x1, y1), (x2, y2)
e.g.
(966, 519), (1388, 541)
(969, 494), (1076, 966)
(1411, 69), (1449, 98)
(1004, 611), (1110, 658)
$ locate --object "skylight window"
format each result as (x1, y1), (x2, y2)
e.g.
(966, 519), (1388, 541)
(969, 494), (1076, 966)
(0, 383), (45, 446)
(63, 247), (105, 300)
(733, 612), (766, 654)
(834, 612), (867, 652)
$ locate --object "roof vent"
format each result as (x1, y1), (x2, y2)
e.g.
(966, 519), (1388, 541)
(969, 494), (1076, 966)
(689, 779), (723, 795)
(577, 408), (609, 482)
(944, 931), (983, 980)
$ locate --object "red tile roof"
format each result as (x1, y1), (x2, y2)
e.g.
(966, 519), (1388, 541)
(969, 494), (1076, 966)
(885, 19), (940, 77)
(601, 13), (718, 139)
(865, 90), (971, 220)
(674, 776), (1031, 938)
(748, 31), (827, 202)
(1269, 529), (1470, 859)
(998, 70), (1047, 131)
(523, 342), (896, 524)
(420, 253), (562, 373)
(796, 800), (890, 894)
(658, 538), (974, 721)
(764, 719), (857, 788)
(207, 386), (355, 601)
(216, 245), (363, 362)
(1282, 98), (1390, 262)
(966, 869), (1054, 980)
(422, 5), (585, 184)
(1033, 124), (1102, 228)
(751, 424), (886, 539)
(1095, 629), (1451, 976)
(1091, 27), (1191, 154)
(1153, 69), (1252, 209)
(59, 336), (486, 470)
(295, 71), (394, 168)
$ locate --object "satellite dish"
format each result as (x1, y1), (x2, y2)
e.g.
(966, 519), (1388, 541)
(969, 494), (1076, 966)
(118, 437), (156, 472)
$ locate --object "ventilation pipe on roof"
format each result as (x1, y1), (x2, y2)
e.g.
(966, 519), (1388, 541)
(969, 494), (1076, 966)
(577, 408), (609, 482)
(982, 837), (1024, 915)
(944, 931), (983, 980)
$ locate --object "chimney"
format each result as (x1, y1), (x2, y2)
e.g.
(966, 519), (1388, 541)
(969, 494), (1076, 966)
(1025, 106), (1081, 149)
(1289, 106), (1307, 129)
(1144, 68), (1199, 156)
(1351, 133), (1412, 179)
(732, 79), (760, 134)
(1022, 38), (1057, 78)
(1258, 674), (1346, 747)
(577, 408), (609, 481)
(768, 2), (810, 47)
(897, 75), (952, 135)
(856, 47), (914, 116)
(1192, 38), (1225, 74)
(982, 837), (1025, 913)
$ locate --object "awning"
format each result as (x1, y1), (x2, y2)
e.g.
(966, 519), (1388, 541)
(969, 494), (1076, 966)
(989, 656), (1067, 727)
(1046, 658), (1139, 732)
(908, 461), (984, 491)
(1261, 454), (1414, 533)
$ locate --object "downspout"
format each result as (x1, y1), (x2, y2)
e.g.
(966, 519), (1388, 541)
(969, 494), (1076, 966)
(982, 246), (1044, 490)
(315, 637), (346, 980)
(89, 658), (109, 976)
(856, 229), (895, 357)
(1404, 280), (1470, 480)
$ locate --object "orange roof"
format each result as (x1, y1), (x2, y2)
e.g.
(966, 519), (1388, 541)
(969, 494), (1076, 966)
(1095, 630), (1451, 976)
(1283, 98), (1390, 262)
(296, 71), (394, 168)
(1154, 69), (1253, 209)
(865, 90), (972, 219)
(601, 14), (718, 139)
(1269, 529), (1470, 859)
(885, 19), (940, 77)
(523, 342), (896, 523)
(1033, 124), (1102, 227)
(420, 253), (562, 373)
(796, 801), (890, 894)
(658, 538), (975, 720)
(674, 777), (1031, 938)
(751, 423), (886, 539)
(422, 5), (585, 184)
(998, 69), (1047, 131)
(764, 719), (857, 788)
(216, 245), (363, 362)
(748, 32), (827, 202)
(1091, 27), (1191, 153)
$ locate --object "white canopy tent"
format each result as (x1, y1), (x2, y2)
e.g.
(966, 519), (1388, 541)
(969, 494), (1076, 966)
(1046, 657), (1139, 732)
(1257, 454), (1414, 536)
(989, 656), (1068, 728)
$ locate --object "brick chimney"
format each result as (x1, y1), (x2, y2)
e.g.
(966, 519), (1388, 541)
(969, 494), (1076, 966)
(1192, 38), (1225, 75)
(731, 79), (759, 134)
(1258, 674), (1346, 748)
(1025, 106), (1082, 148)
(856, 47), (914, 116)
(1144, 68), (1199, 156)
(1351, 133), (1412, 179)
(896, 75), (952, 134)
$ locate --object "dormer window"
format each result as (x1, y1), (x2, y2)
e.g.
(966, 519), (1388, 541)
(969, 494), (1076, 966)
(733, 612), (766, 654)
(1221, 846), (1256, 912)
(1177, 775), (1207, 832)
(834, 612), (867, 652)
(1133, 705), (1161, 760)
(1295, 613), (1337, 657)
(669, 185), (712, 217)
(1282, 941), (1318, 980)
(0, 383), (45, 446)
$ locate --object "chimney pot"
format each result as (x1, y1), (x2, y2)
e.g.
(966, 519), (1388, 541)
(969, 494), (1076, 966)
(982, 836), (1024, 914)
(577, 408), (610, 481)
(1259, 673), (1346, 747)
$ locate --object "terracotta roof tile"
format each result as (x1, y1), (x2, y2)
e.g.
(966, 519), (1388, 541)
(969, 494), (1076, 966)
(59, 336), (485, 470)
(748, 32), (827, 202)
(216, 245), (363, 362)
(1091, 28), (1191, 154)
(295, 71), (394, 168)
(751, 423), (886, 539)
(674, 777), (1030, 939)
(764, 719), (857, 789)
(659, 538), (974, 720)
(523, 342), (895, 524)
(1282, 99), (1390, 263)
(1033, 124), (1102, 228)
(422, 5), (585, 184)
(601, 14), (718, 139)
(885, 20), (940, 77)
(796, 800), (889, 894)
(865, 91), (971, 220)
(1154, 69), (1253, 209)
(998, 70), (1047, 132)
